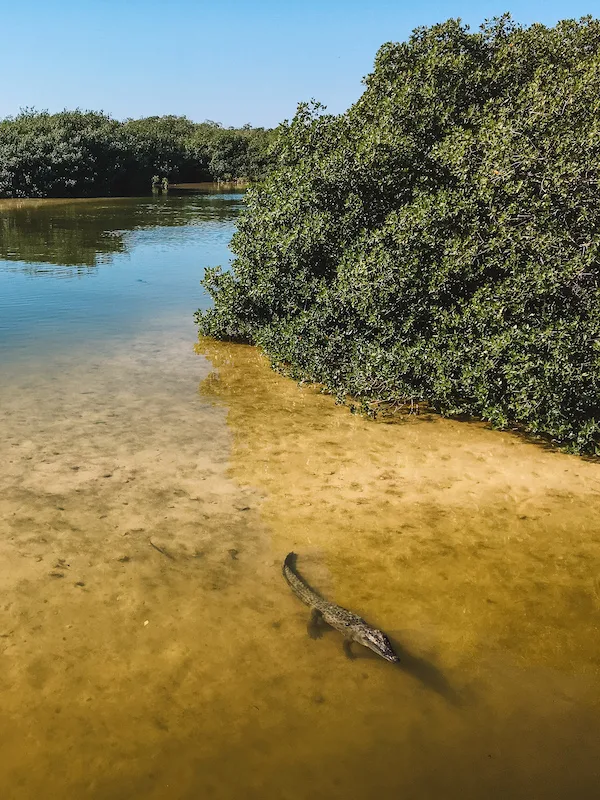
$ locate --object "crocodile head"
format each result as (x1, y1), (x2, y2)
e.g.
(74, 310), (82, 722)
(359, 628), (400, 663)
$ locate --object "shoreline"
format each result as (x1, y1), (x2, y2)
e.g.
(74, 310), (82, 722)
(0, 182), (248, 210)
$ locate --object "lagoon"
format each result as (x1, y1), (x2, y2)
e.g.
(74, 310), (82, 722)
(0, 190), (599, 799)
(0, 191), (242, 360)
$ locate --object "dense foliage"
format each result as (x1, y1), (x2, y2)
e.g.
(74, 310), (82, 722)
(197, 15), (600, 454)
(0, 110), (276, 197)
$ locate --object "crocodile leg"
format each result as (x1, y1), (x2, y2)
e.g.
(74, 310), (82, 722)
(308, 608), (324, 639)
(343, 639), (356, 660)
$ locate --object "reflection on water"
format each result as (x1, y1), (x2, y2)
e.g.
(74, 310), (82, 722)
(0, 191), (243, 270)
(0, 199), (127, 269)
(0, 192), (243, 358)
(0, 196), (599, 799)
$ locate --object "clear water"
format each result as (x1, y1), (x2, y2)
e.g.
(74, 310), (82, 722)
(0, 193), (242, 360)
(1, 192), (599, 799)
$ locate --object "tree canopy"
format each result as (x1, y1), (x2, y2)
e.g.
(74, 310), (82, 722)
(197, 15), (600, 454)
(0, 110), (276, 197)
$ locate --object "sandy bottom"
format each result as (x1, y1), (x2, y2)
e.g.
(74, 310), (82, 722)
(0, 334), (599, 799)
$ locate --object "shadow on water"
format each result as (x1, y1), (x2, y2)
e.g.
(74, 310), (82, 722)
(389, 637), (466, 707)
(348, 634), (463, 707)
(307, 611), (463, 706)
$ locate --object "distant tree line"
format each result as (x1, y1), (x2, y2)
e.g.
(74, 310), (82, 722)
(0, 110), (276, 197)
(197, 15), (600, 455)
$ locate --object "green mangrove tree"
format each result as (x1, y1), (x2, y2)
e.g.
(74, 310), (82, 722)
(197, 15), (600, 454)
(0, 111), (276, 197)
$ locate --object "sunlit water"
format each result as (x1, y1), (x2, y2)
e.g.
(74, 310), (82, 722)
(0, 193), (599, 799)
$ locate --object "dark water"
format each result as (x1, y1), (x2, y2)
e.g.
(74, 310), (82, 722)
(1, 192), (599, 800)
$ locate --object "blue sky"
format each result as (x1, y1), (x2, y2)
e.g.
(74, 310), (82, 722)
(0, 0), (595, 127)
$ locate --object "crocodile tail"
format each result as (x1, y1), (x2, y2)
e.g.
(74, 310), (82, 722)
(283, 552), (297, 572)
(282, 552), (322, 608)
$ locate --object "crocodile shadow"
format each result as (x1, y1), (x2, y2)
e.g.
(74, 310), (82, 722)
(310, 614), (464, 706)
(387, 637), (465, 707)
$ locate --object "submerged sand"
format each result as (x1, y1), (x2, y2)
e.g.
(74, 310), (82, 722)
(0, 333), (599, 799)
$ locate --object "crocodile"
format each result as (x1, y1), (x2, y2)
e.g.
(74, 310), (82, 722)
(283, 552), (400, 663)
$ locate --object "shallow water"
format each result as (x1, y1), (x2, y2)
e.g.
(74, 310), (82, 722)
(1, 194), (599, 799)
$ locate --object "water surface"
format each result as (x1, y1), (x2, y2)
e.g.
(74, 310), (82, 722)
(0, 193), (599, 799)
(0, 192), (241, 359)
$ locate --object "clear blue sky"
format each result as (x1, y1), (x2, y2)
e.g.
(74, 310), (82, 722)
(0, 0), (595, 127)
